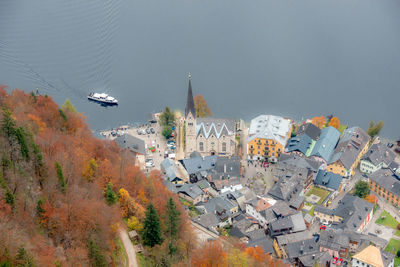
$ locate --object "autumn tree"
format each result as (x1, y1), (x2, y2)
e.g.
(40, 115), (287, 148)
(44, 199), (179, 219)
(142, 203), (162, 247)
(162, 125), (173, 139)
(62, 99), (76, 113)
(367, 120), (384, 139)
(82, 158), (97, 182)
(194, 94), (212, 118)
(328, 117), (340, 129)
(311, 116), (326, 129)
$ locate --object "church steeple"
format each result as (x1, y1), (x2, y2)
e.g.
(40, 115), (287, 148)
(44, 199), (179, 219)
(185, 73), (196, 118)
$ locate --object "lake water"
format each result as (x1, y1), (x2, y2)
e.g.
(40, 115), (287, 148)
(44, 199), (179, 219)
(0, 0), (399, 138)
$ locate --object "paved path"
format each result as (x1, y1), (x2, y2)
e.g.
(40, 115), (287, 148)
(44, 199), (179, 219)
(118, 228), (138, 267)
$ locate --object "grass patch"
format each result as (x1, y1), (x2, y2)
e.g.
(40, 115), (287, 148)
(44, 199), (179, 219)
(136, 253), (148, 267)
(337, 124), (347, 134)
(306, 186), (331, 205)
(395, 257), (400, 267)
(385, 238), (400, 254)
(376, 210), (399, 229)
(395, 230), (400, 237)
(308, 206), (315, 216)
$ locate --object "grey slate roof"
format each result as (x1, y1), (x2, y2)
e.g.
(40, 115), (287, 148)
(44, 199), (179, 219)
(268, 163), (309, 201)
(362, 143), (396, 166)
(279, 153), (322, 172)
(177, 184), (203, 200)
(370, 168), (400, 197)
(319, 229), (349, 251)
(196, 118), (236, 139)
(285, 238), (319, 260)
(314, 169), (343, 191)
(248, 237), (274, 254)
(185, 77), (196, 118)
(310, 126), (340, 162)
(270, 216), (294, 232)
(315, 194), (374, 232)
(286, 134), (313, 155)
(194, 213), (219, 230)
(329, 126), (370, 169)
(290, 213), (307, 232)
(163, 180), (177, 193)
(296, 123), (321, 141)
(289, 196), (305, 210)
(182, 155), (217, 174)
(298, 251), (331, 267)
(276, 230), (313, 246)
(202, 196), (237, 214)
(114, 133), (146, 155)
(209, 156), (241, 181)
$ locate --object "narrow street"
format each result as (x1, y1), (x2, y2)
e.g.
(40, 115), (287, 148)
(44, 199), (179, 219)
(118, 228), (138, 267)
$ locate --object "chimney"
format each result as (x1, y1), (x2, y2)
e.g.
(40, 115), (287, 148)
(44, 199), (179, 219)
(190, 187), (192, 191)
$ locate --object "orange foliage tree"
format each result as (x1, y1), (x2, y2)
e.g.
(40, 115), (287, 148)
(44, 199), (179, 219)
(328, 117), (340, 129)
(194, 94), (212, 118)
(311, 116), (326, 129)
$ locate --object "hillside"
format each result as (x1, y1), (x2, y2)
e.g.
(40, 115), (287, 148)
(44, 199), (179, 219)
(0, 87), (288, 267)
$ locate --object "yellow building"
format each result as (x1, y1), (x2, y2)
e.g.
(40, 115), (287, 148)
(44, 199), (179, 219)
(327, 127), (370, 177)
(247, 115), (292, 162)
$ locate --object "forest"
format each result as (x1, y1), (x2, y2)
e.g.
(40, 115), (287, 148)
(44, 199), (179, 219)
(0, 87), (286, 267)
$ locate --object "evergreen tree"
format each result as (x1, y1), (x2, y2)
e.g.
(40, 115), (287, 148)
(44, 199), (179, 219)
(165, 197), (180, 240)
(1, 108), (16, 139)
(354, 181), (370, 198)
(88, 239), (107, 267)
(367, 120), (384, 139)
(55, 162), (67, 193)
(15, 127), (29, 160)
(15, 246), (35, 267)
(142, 203), (162, 247)
(104, 182), (117, 205)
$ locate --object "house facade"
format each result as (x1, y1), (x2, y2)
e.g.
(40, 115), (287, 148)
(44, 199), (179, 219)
(247, 115), (292, 162)
(369, 168), (400, 206)
(360, 143), (395, 174)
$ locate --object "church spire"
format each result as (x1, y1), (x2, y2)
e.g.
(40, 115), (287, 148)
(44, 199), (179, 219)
(185, 73), (196, 118)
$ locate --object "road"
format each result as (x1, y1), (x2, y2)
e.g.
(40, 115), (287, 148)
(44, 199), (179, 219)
(118, 228), (138, 267)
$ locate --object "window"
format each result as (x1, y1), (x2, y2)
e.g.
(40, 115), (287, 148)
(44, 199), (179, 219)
(188, 122), (193, 126)
(222, 142), (226, 152)
(199, 142), (204, 151)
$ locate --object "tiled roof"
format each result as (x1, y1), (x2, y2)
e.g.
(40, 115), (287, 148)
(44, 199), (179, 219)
(370, 168), (400, 197)
(310, 126), (340, 162)
(296, 123), (321, 141)
(182, 155), (217, 174)
(196, 118), (236, 139)
(285, 238), (319, 260)
(247, 115), (291, 146)
(329, 127), (370, 169)
(286, 134), (313, 155)
(114, 133), (146, 155)
(314, 170), (343, 191)
(178, 184), (203, 199)
(362, 143), (395, 166)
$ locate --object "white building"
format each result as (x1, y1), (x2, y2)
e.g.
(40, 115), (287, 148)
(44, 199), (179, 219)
(360, 143), (395, 174)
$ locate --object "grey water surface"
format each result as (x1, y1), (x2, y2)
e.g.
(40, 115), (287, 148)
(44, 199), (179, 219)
(0, 0), (399, 138)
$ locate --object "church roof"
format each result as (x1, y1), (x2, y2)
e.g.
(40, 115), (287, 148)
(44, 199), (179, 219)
(196, 118), (236, 139)
(185, 75), (196, 118)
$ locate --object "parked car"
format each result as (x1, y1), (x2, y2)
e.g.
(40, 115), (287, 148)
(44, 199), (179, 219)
(319, 225), (327, 231)
(145, 158), (154, 168)
(150, 128), (155, 134)
(137, 129), (142, 135)
(388, 143), (394, 148)
(146, 128), (151, 134)
(336, 258), (343, 266)
(332, 257), (338, 264)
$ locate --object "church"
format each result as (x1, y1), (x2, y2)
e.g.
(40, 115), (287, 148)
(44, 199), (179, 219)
(184, 74), (237, 157)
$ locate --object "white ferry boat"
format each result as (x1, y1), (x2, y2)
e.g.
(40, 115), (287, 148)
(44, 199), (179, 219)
(87, 92), (118, 105)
